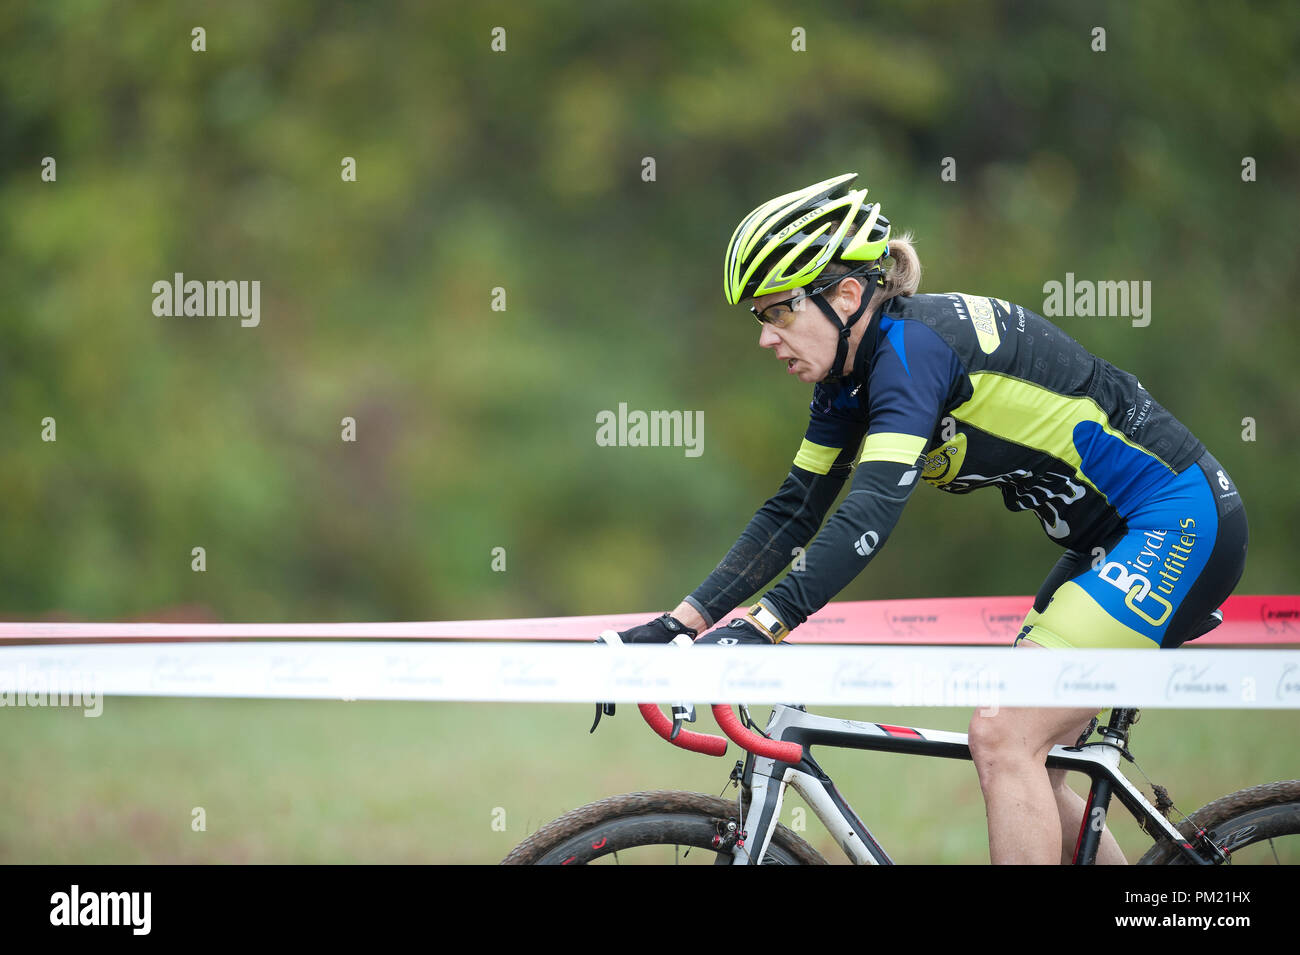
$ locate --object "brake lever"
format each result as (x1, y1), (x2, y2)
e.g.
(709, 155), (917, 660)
(590, 701), (616, 734)
(589, 630), (627, 733)
(592, 631), (696, 736)
(738, 703), (755, 732)
(666, 634), (699, 739)
(669, 702), (696, 740)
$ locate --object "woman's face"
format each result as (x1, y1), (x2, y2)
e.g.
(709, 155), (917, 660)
(751, 279), (864, 383)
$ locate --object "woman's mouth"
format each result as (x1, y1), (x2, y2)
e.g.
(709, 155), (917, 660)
(787, 358), (798, 374)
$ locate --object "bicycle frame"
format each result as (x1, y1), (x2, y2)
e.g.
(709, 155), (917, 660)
(713, 704), (1221, 865)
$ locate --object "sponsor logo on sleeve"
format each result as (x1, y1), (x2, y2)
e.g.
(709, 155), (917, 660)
(853, 530), (880, 557)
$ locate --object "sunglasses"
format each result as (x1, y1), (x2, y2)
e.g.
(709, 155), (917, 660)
(749, 264), (882, 328)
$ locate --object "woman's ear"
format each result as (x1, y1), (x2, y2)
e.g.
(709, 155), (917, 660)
(836, 276), (864, 313)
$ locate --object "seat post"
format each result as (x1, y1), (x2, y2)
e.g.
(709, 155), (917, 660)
(1099, 707), (1139, 752)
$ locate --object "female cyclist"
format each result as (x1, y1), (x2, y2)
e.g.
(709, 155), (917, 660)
(609, 174), (1248, 864)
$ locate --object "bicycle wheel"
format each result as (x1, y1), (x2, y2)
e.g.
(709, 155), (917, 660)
(501, 790), (827, 865)
(1138, 779), (1300, 865)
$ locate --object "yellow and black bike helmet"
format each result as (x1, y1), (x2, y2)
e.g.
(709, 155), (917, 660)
(723, 172), (891, 305)
(724, 173), (892, 380)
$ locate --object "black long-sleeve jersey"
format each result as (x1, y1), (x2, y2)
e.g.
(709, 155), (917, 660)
(683, 292), (1205, 632)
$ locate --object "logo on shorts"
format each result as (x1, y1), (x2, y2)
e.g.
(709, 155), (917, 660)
(1098, 560), (1172, 626)
(1097, 519), (1198, 627)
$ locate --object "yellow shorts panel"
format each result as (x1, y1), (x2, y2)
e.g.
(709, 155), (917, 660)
(1014, 580), (1159, 650)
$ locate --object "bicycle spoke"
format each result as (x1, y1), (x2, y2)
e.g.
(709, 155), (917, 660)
(1269, 838), (1279, 864)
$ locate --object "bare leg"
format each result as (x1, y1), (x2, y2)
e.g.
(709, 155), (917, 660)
(1049, 770), (1128, 863)
(1049, 763), (1128, 864)
(1037, 649), (1128, 864)
(969, 640), (1128, 864)
(970, 703), (1100, 863)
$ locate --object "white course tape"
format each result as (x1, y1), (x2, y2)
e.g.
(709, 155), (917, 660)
(0, 642), (1297, 708)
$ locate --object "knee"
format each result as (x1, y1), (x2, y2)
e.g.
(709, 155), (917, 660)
(968, 711), (1020, 769)
(968, 710), (1052, 772)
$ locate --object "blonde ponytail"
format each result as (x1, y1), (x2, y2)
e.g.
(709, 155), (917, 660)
(881, 233), (921, 298)
(817, 228), (922, 308)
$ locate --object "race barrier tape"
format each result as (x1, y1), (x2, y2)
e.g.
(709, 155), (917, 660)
(1, 641), (1298, 709)
(2, 594), (1298, 646)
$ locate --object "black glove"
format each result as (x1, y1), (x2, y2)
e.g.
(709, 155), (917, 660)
(590, 614), (699, 732)
(609, 612), (699, 645)
(693, 617), (775, 646)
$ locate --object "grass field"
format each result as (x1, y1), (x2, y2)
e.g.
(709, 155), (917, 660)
(2, 698), (1297, 864)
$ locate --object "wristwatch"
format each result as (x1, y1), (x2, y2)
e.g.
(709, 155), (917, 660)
(745, 602), (790, 643)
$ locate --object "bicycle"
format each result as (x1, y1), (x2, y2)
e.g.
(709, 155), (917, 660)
(503, 665), (1300, 865)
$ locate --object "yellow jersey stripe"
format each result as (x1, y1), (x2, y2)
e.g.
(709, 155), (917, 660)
(952, 373), (1174, 496)
(793, 439), (841, 475)
(858, 431), (928, 466)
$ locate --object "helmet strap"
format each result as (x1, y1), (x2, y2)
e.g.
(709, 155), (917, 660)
(811, 271), (882, 379)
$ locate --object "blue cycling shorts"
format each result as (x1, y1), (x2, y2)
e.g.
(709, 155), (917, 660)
(1016, 450), (1248, 649)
